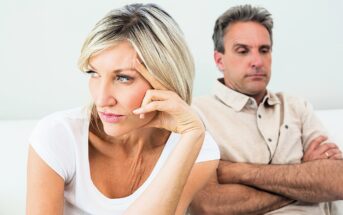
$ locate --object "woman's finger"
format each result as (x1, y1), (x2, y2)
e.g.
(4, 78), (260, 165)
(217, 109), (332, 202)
(134, 59), (168, 90)
(134, 58), (169, 119)
(134, 100), (173, 115)
(138, 90), (176, 118)
(141, 90), (175, 106)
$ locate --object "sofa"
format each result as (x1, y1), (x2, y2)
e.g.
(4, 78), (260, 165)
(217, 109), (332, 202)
(0, 109), (342, 214)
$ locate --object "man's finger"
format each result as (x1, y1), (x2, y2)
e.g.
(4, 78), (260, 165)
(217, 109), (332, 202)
(326, 148), (342, 159)
(306, 135), (328, 153)
(330, 152), (343, 160)
(316, 143), (338, 155)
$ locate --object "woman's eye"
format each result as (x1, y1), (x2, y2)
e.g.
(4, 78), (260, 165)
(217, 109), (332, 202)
(116, 75), (132, 83)
(86, 70), (100, 78)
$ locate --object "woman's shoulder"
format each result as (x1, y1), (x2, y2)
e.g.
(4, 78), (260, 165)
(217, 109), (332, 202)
(29, 107), (89, 182)
(30, 106), (90, 150)
(35, 106), (90, 132)
(40, 106), (90, 122)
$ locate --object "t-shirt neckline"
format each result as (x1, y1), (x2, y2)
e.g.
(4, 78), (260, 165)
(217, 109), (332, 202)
(83, 118), (177, 205)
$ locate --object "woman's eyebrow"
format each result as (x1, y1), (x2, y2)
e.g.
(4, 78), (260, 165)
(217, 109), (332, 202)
(88, 63), (96, 71)
(112, 68), (137, 74)
(88, 63), (137, 74)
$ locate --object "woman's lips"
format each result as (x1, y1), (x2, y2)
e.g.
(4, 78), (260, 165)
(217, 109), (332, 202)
(99, 112), (125, 123)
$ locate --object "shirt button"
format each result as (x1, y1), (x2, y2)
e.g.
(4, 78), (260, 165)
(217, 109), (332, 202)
(268, 138), (272, 142)
(258, 114), (262, 119)
(285, 125), (289, 129)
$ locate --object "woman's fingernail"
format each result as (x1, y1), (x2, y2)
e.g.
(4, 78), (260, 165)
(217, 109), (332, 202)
(133, 108), (143, 114)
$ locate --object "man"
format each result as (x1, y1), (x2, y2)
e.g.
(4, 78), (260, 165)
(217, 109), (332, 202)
(190, 4), (343, 215)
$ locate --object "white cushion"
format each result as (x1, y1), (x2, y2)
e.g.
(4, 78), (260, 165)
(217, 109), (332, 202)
(316, 109), (343, 150)
(0, 120), (37, 214)
(308, 109), (343, 214)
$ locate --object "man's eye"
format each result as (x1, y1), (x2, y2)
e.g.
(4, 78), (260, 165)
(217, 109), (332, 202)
(116, 75), (132, 83)
(236, 49), (248, 54)
(86, 70), (100, 78)
(260, 48), (270, 54)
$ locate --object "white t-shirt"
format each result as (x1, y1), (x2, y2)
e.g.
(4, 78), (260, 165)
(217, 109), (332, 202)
(29, 107), (220, 215)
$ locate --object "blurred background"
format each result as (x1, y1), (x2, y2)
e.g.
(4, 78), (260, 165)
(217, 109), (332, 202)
(0, 0), (342, 119)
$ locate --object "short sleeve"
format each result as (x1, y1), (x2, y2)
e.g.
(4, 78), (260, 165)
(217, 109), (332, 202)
(298, 99), (330, 150)
(195, 131), (220, 163)
(29, 114), (76, 183)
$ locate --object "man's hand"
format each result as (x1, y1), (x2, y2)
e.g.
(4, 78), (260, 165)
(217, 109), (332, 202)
(302, 136), (342, 162)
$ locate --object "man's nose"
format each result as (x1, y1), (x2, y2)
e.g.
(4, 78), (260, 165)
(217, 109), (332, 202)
(250, 52), (263, 69)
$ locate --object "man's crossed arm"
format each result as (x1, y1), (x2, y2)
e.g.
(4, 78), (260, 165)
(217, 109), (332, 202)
(190, 136), (343, 215)
(190, 173), (294, 215)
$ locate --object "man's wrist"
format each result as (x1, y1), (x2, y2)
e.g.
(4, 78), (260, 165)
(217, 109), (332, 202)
(217, 161), (254, 184)
(239, 163), (262, 185)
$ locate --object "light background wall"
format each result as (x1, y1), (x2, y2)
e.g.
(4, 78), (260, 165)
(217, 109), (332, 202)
(1, 0), (342, 120)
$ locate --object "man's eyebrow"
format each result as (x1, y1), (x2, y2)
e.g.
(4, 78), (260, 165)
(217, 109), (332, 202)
(260, 44), (271, 49)
(232, 43), (271, 49)
(233, 43), (249, 48)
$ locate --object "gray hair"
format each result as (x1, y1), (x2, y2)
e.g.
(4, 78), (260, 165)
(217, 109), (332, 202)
(213, 4), (273, 53)
(79, 3), (194, 104)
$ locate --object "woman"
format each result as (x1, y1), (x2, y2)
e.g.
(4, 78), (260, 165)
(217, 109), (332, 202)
(27, 3), (219, 215)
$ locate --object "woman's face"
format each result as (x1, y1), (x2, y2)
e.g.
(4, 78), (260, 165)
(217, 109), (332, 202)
(88, 41), (155, 137)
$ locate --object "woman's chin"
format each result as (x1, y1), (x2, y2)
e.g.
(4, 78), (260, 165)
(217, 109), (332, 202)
(100, 113), (156, 137)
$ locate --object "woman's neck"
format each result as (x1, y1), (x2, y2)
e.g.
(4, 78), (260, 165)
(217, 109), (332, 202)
(89, 125), (170, 159)
(88, 126), (171, 198)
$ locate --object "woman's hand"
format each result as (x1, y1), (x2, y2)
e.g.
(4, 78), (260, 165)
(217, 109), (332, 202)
(133, 89), (204, 134)
(133, 59), (204, 134)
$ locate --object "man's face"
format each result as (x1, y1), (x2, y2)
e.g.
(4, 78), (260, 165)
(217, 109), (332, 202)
(215, 21), (272, 100)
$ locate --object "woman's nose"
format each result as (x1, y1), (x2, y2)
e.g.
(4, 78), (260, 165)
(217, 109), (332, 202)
(94, 81), (117, 107)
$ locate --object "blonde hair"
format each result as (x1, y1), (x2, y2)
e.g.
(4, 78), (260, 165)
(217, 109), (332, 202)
(78, 3), (194, 104)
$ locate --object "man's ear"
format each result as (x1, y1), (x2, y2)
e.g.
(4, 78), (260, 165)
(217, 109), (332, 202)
(214, 51), (225, 71)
